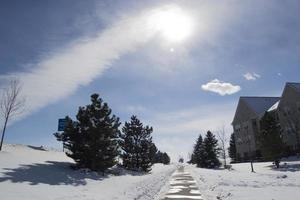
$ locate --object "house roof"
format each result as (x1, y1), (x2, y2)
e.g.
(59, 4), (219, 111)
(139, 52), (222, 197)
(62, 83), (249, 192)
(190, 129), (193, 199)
(286, 82), (300, 92)
(241, 97), (281, 115)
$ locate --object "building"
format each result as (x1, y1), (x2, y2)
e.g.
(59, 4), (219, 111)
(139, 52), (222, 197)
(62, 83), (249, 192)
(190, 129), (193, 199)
(232, 97), (280, 161)
(232, 82), (300, 161)
(277, 83), (300, 153)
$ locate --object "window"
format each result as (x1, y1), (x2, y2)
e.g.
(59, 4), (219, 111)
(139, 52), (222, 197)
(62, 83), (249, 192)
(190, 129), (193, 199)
(235, 124), (241, 130)
(286, 127), (295, 134)
(276, 113), (279, 121)
(235, 124), (241, 132)
(243, 122), (249, 130)
(244, 152), (249, 161)
(297, 102), (300, 112)
(284, 106), (291, 116)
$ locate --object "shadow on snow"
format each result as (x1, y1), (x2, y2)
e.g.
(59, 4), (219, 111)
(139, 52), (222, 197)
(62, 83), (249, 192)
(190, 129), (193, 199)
(0, 161), (106, 186)
(0, 161), (149, 186)
(267, 163), (300, 172)
(27, 145), (46, 151)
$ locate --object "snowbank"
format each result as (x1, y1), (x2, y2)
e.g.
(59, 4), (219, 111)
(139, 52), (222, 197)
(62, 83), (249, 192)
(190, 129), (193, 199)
(186, 160), (300, 200)
(0, 144), (176, 200)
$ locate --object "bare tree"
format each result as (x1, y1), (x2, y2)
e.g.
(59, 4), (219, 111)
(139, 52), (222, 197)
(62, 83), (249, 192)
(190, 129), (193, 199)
(0, 79), (25, 151)
(217, 125), (228, 168)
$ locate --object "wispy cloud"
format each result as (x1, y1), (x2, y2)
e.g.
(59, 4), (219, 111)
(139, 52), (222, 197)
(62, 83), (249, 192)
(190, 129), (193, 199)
(243, 72), (261, 80)
(0, 5), (187, 123)
(201, 79), (241, 96)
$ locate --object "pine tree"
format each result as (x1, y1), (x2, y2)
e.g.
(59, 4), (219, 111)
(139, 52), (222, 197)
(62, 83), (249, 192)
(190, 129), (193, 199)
(258, 112), (284, 168)
(202, 131), (221, 168)
(149, 143), (158, 164)
(140, 139), (152, 172)
(54, 94), (120, 172)
(154, 151), (163, 163)
(228, 133), (237, 163)
(191, 134), (206, 167)
(154, 151), (171, 164)
(162, 152), (171, 164)
(119, 115), (153, 172)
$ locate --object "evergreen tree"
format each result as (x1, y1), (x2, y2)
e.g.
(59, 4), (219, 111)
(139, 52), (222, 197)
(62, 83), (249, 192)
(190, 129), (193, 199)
(178, 157), (184, 163)
(202, 131), (221, 168)
(119, 115), (153, 172)
(188, 153), (194, 164)
(162, 152), (171, 164)
(191, 134), (206, 167)
(154, 151), (163, 163)
(149, 143), (158, 164)
(54, 94), (120, 172)
(258, 112), (284, 168)
(154, 151), (171, 164)
(228, 133), (237, 163)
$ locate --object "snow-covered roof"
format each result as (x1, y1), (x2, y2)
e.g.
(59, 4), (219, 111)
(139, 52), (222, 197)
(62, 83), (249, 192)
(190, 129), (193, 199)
(287, 82), (300, 92)
(267, 100), (280, 112)
(241, 97), (280, 115)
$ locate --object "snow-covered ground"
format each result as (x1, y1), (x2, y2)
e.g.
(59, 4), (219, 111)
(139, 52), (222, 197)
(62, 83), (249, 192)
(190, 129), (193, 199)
(187, 159), (300, 200)
(0, 144), (176, 200)
(2, 144), (300, 200)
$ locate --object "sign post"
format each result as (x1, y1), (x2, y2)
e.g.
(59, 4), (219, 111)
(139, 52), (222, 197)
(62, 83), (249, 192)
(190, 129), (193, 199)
(58, 118), (67, 131)
(58, 118), (67, 152)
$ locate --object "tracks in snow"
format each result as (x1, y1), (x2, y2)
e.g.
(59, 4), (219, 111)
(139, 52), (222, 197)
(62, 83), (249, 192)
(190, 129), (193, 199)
(161, 166), (203, 200)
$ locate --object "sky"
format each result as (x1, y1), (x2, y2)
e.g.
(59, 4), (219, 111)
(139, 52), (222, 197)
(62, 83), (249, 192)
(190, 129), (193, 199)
(1, 0), (300, 161)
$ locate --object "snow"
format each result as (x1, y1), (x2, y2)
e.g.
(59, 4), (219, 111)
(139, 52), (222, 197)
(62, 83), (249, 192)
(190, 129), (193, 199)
(267, 100), (280, 112)
(2, 144), (300, 200)
(0, 144), (176, 200)
(162, 166), (203, 200)
(186, 160), (300, 200)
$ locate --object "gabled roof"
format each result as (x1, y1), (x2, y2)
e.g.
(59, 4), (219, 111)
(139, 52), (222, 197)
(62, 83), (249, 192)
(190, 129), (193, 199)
(241, 97), (280, 115)
(232, 96), (280, 124)
(286, 82), (300, 92)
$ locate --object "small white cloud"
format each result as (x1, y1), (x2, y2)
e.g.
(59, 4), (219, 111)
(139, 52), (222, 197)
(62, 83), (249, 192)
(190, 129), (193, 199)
(277, 72), (282, 76)
(201, 79), (241, 96)
(253, 73), (261, 78)
(125, 105), (147, 113)
(243, 72), (261, 80)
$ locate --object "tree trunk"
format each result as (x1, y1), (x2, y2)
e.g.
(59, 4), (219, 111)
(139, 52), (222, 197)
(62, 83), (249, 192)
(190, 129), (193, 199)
(250, 160), (254, 172)
(0, 116), (9, 151)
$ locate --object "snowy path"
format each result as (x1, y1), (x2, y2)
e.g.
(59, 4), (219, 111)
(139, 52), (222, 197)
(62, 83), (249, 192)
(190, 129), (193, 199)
(161, 166), (203, 200)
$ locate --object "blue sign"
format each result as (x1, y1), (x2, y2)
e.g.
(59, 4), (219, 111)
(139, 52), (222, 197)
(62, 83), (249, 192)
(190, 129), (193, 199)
(58, 118), (67, 131)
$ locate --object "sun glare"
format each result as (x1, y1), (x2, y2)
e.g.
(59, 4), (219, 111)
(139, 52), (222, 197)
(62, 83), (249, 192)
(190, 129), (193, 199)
(148, 6), (194, 42)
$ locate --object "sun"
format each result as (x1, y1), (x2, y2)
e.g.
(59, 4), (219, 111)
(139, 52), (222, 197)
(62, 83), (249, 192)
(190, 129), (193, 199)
(148, 6), (194, 42)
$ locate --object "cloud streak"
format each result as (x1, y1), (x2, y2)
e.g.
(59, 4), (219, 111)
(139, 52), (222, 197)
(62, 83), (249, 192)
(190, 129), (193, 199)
(201, 79), (241, 96)
(0, 5), (186, 123)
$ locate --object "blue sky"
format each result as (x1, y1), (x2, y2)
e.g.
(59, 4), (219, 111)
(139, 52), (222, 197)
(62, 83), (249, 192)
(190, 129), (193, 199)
(1, 0), (300, 160)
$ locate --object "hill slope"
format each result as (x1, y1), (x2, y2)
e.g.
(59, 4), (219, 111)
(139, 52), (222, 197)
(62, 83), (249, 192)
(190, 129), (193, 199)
(0, 144), (176, 200)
